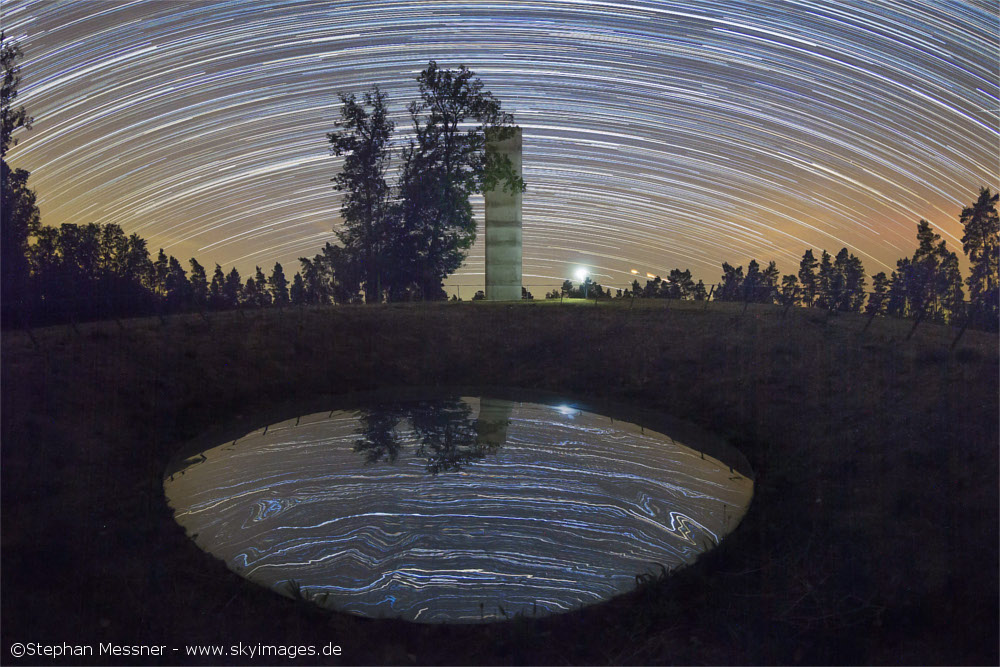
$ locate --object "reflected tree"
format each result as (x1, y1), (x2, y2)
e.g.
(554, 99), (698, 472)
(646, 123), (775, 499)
(353, 403), (409, 464)
(353, 398), (512, 474)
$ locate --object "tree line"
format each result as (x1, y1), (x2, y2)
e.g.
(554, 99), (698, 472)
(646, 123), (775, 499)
(551, 193), (998, 332)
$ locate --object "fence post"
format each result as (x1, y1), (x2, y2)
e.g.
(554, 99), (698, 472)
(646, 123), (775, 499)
(703, 285), (715, 310)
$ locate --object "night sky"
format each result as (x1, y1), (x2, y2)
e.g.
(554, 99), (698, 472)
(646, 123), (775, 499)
(3, 0), (998, 294)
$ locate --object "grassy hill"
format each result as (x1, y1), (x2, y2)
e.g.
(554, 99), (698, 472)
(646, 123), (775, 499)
(2, 300), (997, 665)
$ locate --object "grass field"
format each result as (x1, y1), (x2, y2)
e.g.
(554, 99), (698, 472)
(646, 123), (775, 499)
(2, 300), (997, 665)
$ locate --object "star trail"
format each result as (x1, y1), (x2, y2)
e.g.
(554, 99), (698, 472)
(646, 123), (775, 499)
(164, 396), (753, 622)
(3, 0), (997, 292)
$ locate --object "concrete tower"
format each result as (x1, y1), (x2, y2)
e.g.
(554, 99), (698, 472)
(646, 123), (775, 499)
(484, 127), (522, 301)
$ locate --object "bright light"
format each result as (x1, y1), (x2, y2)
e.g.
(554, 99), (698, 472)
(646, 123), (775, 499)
(574, 267), (589, 282)
(555, 404), (578, 416)
(646, 272), (657, 279)
(630, 269), (639, 275)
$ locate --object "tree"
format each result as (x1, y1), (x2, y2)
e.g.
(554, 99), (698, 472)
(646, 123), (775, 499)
(716, 262), (744, 302)
(242, 276), (260, 307)
(254, 266), (271, 307)
(759, 261), (780, 304)
(866, 272), (889, 316)
(395, 61), (524, 299)
(164, 256), (192, 310)
(815, 250), (834, 310)
(692, 280), (708, 301)
(327, 86), (395, 303)
(223, 267), (242, 308)
(780, 274), (799, 307)
(209, 264), (225, 309)
(319, 243), (362, 304)
(937, 245), (964, 323)
(842, 252), (867, 312)
(289, 272), (306, 305)
(153, 248), (169, 295)
(666, 268), (695, 299)
(886, 221), (965, 324)
(189, 258), (209, 307)
(268, 262), (289, 305)
(885, 260), (910, 318)
(0, 31), (31, 159)
(960, 187), (999, 328)
(1, 32), (37, 326)
(798, 250), (819, 307)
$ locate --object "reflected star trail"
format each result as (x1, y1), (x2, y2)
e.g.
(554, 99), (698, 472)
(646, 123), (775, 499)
(3, 1), (997, 290)
(164, 397), (754, 622)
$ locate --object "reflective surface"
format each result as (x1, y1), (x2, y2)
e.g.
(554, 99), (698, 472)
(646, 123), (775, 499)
(165, 395), (753, 623)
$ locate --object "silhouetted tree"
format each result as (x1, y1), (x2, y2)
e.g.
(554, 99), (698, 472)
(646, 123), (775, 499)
(780, 274), (799, 306)
(164, 256), (192, 310)
(759, 261), (780, 304)
(296, 257), (327, 305)
(885, 260), (910, 319)
(960, 187), (999, 329)
(842, 251), (867, 312)
(209, 264), (225, 309)
(0, 33), (36, 325)
(152, 248), (169, 296)
(666, 268), (696, 299)
(692, 279), (708, 301)
(885, 221), (964, 324)
(815, 250), (835, 310)
(189, 258), (208, 308)
(866, 272), (889, 316)
(254, 266), (271, 307)
(395, 61), (524, 299)
(318, 243), (361, 304)
(798, 249), (819, 307)
(289, 272), (306, 305)
(242, 276), (260, 307)
(223, 267), (242, 308)
(268, 262), (289, 305)
(716, 262), (744, 302)
(328, 86), (395, 303)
